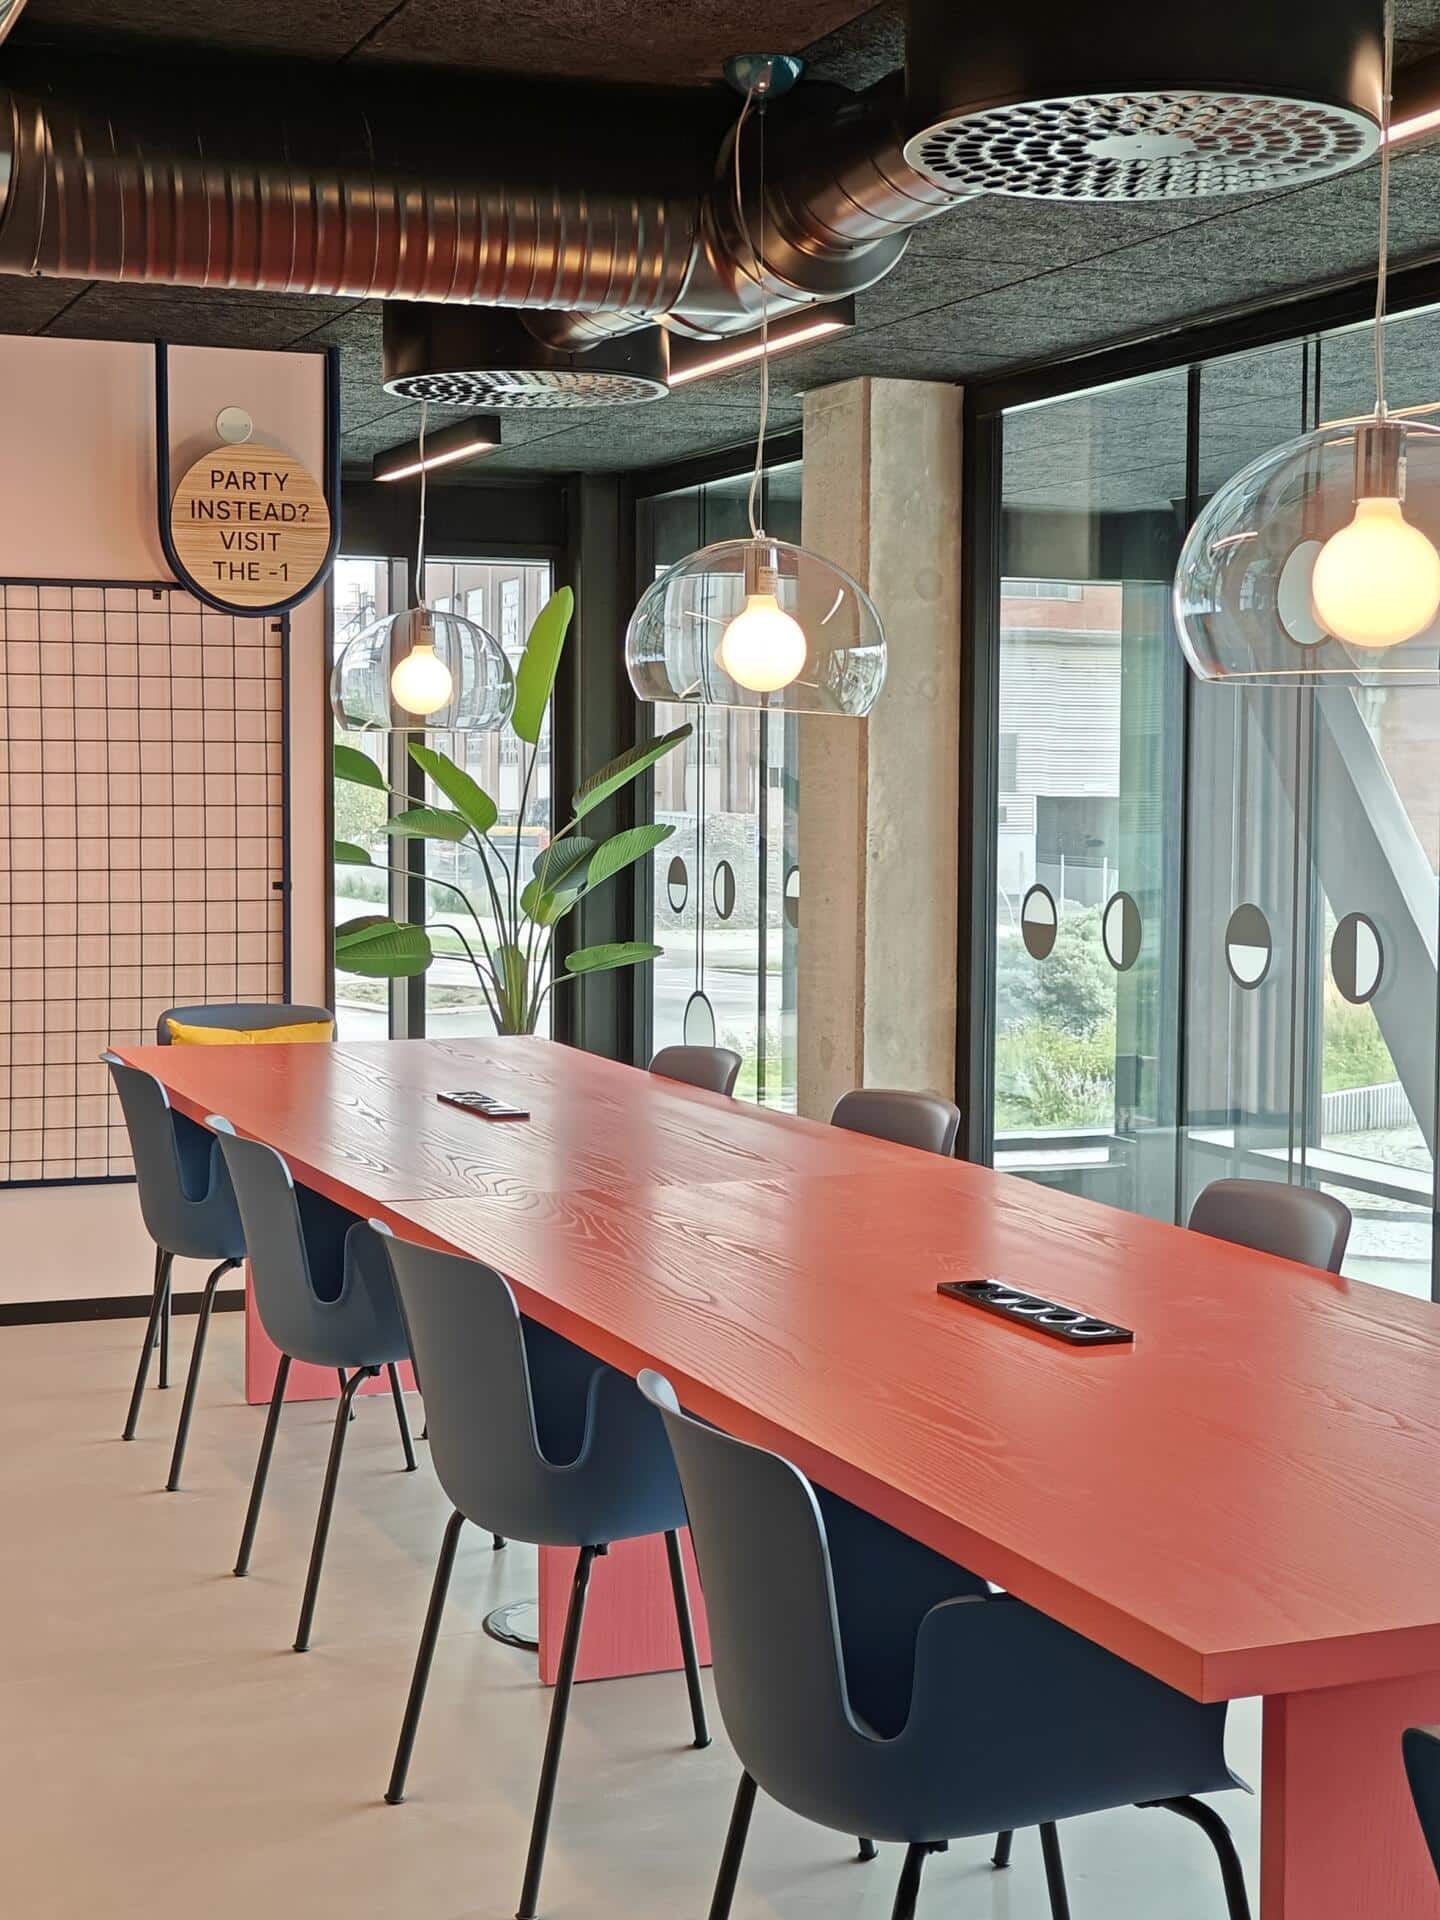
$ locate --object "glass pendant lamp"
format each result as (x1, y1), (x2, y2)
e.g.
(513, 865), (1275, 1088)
(331, 402), (515, 731)
(624, 58), (888, 717)
(1174, 0), (1440, 688)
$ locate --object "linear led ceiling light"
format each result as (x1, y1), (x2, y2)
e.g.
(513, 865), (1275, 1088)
(667, 300), (855, 386)
(373, 417), (502, 482)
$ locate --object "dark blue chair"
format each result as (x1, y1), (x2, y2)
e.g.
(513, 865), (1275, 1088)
(375, 1230), (709, 1920)
(649, 1045), (743, 1096)
(103, 1053), (245, 1490)
(639, 1369), (1252, 1920)
(830, 1087), (962, 1158)
(1405, 1727), (1440, 1884)
(211, 1121), (417, 1652)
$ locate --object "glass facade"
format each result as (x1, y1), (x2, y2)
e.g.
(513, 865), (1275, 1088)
(330, 555), (554, 1041)
(989, 308), (1440, 1298)
(638, 465), (802, 1106)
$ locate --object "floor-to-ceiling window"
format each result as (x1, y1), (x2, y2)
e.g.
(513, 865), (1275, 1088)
(638, 463), (802, 1106)
(993, 375), (1187, 1223)
(330, 553), (554, 1040)
(984, 305), (1440, 1297)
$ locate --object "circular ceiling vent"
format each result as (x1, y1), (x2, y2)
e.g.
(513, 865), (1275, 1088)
(903, 91), (1377, 201)
(383, 367), (669, 408)
(382, 304), (670, 411)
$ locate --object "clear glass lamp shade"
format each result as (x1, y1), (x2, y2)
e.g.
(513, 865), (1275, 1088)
(625, 536), (888, 715)
(330, 606), (515, 732)
(1174, 417), (1440, 687)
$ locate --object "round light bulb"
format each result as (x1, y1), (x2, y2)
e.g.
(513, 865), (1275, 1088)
(1310, 497), (1440, 649)
(390, 641), (453, 717)
(717, 591), (807, 693)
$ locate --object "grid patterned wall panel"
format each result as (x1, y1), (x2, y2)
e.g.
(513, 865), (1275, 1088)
(0, 582), (287, 1186)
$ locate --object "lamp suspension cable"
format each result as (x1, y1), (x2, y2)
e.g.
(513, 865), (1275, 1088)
(415, 397), (429, 600)
(1375, 0), (1394, 417)
(734, 80), (769, 540)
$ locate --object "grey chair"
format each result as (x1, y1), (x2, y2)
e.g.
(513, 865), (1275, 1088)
(639, 1369), (1252, 1920)
(376, 1231), (709, 1920)
(103, 1053), (245, 1490)
(1189, 1177), (1351, 1273)
(1405, 1726), (1440, 1886)
(649, 1044), (743, 1097)
(830, 1087), (962, 1158)
(212, 1121), (417, 1652)
(156, 1002), (332, 1043)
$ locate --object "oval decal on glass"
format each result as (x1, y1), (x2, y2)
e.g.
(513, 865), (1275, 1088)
(665, 855), (688, 916)
(683, 989), (717, 1049)
(1020, 884), (1058, 960)
(1101, 891), (1141, 972)
(1224, 902), (1272, 989)
(1331, 911), (1384, 1005)
(783, 864), (801, 929)
(712, 859), (736, 921)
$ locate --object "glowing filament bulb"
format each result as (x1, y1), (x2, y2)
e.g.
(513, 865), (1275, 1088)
(1311, 496), (1440, 649)
(718, 589), (807, 693)
(391, 640), (453, 716)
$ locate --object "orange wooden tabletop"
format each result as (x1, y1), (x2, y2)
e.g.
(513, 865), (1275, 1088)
(116, 1035), (1440, 1707)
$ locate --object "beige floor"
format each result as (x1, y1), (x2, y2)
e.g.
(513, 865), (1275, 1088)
(0, 1315), (1261, 1920)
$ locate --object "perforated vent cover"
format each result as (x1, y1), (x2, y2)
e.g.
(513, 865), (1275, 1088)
(902, 91), (1377, 201)
(382, 368), (669, 408)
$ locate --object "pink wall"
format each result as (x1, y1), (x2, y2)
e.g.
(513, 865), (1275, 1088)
(0, 336), (329, 1304)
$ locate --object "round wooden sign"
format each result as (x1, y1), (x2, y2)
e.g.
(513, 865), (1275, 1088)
(170, 443), (331, 608)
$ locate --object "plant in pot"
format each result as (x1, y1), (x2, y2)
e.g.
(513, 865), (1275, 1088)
(333, 586), (691, 1034)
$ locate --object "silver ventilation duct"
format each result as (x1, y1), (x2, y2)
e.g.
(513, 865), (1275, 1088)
(0, 3), (1386, 406)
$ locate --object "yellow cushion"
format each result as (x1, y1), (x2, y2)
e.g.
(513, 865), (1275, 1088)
(166, 1017), (334, 1047)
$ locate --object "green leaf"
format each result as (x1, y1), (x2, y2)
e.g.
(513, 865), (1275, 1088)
(386, 805), (470, 843)
(334, 917), (433, 978)
(512, 586), (574, 745)
(334, 743), (387, 790)
(333, 840), (373, 866)
(564, 941), (663, 975)
(408, 741), (498, 837)
(582, 822), (674, 893)
(531, 835), (596, 889)
(572, 723), (692, 821)
(520, 876), (583, 926)
(493, 942), (531, 1030)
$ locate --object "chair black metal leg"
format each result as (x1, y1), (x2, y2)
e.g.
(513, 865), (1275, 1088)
(122, 1249), (173, 1439)
(493, 1535), (507, 1549)
(235, 1353), (291, 1575)
(892, 1842), (944, 1920)
(159, 1266), (172, 1387)
(992, 1830), (1014, 1868)
(387, 1363), (418, 1471)
(165, 1258), (240, 1491)
(338, 1367), (356, 1419)
(707, 1770), (758, 1920)
(517, 1543), (600, 1920)
(1141, 1797), (1252, 1920)
(663, 1528), (710, 1749)
(1040, 1823), (1071, 1920)
(386, 1508), (465, 1805)
(858, 1838), (878, 1862)
(294, 1364), (374, 1651)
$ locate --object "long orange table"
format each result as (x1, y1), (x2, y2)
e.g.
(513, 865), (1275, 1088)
(117, 1035), (1440, 1919)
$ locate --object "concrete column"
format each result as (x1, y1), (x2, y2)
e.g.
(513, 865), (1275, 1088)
(796, 377), (963, 1119)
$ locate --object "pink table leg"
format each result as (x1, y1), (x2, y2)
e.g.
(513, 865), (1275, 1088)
(1263, 1672), (1440, 1917)
(537, 1534), (710, 1686)
(243, 1270), (416, 1405)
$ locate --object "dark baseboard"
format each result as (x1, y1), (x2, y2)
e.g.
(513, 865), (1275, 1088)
(0, 1290), (246, 1328)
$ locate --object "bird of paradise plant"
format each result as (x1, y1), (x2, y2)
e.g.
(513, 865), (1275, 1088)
(333, 586), (690, 1034)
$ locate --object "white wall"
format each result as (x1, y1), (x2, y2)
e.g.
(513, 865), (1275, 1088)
(0, 337), (329, 1305)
